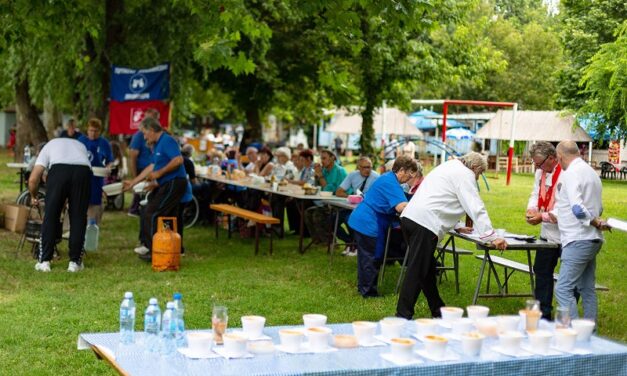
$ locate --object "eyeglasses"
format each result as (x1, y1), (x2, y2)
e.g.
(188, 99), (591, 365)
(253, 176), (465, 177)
(358, 165), (372, 169)
(534, 155), (550, 169)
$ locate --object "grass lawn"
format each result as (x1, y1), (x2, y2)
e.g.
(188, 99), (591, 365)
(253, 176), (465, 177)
(0, 152), (625, 375)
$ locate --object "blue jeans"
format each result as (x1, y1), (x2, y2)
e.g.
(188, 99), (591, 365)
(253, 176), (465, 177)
(555, 240), (602, 321)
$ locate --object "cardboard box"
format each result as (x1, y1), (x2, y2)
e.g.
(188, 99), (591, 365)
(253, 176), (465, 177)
(3, 204), (29, 233)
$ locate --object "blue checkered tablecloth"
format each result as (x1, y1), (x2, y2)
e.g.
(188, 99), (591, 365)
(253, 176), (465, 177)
(78, 323), (627, 376)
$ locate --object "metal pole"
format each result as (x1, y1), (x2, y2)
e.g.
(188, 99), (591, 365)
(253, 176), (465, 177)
(506, 104), (518, 186)
(588, 141), (592, 164)
(382, 100), (387, 147)
(441, 102), (448, 165)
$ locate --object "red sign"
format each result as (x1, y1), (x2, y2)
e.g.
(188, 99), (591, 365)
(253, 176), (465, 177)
(109, 100), (170, 135)
(608, 140), (620, 164)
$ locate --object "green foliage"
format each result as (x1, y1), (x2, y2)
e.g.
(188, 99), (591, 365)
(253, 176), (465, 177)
(580, 21), (627, 139)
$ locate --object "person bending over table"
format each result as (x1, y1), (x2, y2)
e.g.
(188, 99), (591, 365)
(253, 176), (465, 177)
(335, 156), (379, 256)
(396, 152), (507, 319)
(347, 156), (418, 298)
(123, 117), (188, 262)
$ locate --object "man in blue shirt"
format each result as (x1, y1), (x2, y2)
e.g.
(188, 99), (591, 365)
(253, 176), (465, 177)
(128, 109), (158, 216)
(123, 117), (187, 262)
(78, 118), (113, 224)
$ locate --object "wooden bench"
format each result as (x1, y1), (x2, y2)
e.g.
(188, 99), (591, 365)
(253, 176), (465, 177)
(209, 204), (280, 255)
(476, 254), (608, 292)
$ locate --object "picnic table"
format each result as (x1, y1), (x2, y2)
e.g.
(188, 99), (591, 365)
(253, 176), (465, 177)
(77, 322), (627, 376)
(198, 173), (345, 253)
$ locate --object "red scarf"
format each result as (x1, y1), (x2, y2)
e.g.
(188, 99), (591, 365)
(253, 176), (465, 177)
(537, 164), (561, 212)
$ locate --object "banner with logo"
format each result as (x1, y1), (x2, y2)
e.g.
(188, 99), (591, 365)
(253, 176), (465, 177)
(109, 100), (170, 135)
(110, 63), (170, 101)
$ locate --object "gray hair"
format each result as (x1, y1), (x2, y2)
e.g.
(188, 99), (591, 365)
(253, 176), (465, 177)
(181, 144), (194, 158)
(246, 146), (258, 154)
(529, 141), (556, 159)
(275, 146), (291, 160)
(460, 152), (487, 172)
(391, 155), (418, 173)
(556, 140), (580, 156)
(140, 116), (162, 132)
(356, 156), (372, 166)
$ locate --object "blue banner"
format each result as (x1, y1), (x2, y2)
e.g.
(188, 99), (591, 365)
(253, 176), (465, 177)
(110, 63), (170, 101)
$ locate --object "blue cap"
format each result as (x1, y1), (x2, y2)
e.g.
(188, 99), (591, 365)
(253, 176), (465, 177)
(173, 292), (182, 300)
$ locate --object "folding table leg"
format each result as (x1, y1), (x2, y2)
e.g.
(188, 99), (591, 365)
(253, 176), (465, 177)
(254, 225), (259, 256)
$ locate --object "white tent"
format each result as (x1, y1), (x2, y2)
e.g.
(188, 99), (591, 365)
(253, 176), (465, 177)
(476, 110), (592, 142)
(326, 107), (423, 137)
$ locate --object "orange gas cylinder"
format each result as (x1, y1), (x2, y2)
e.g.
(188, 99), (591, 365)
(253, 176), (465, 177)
(152, 217), (181, 271)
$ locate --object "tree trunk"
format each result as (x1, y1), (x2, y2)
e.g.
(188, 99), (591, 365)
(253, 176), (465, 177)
(43, 97), (62, 139)
(15, 76), (48, 161)
(245, 106), (262, 141)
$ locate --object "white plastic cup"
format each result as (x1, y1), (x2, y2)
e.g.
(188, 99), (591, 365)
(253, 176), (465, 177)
(352, 321), (377, 345)
(555, 328), (578, 351)
(303, 314), (327, 328)
(497, 315), (520, 333)
(389, 338), (415, 361)
(498, 331), (524, 352)
(527, 330), (553, 354)
(451, 318), (474, 335)
(440, 307), (464, 322)
(423, 334), (448, 358)
(305, 327), (332, 351)
(241, 315), (266, 339)
(460, 332), (484, 357)
(279, 329), (304, 352)
(186, 332), (213, 352)
(222, 333), (247, 356)
(571, 319), (595, 342)
(466, 305), (490, 320)
(379, 317), (406, 340)
(415, 318), (439, 337)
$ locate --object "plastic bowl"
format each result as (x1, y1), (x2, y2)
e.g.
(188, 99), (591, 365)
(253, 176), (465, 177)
(319, 191), (333, 197)
(347, 195), (363, 204)
(102, 182), (123, 196)
(92, 167), (109, 177)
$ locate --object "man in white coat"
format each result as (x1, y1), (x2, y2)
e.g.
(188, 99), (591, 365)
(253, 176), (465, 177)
(396, 152), (507, 319)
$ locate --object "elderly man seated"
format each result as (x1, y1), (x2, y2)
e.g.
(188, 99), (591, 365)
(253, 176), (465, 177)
(334, 156), (379, 256)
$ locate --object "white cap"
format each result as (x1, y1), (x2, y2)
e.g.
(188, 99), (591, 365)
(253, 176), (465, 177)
(166, 302), (175, 309)
(124, 292), (133, 299)
(149, 298), (158, 305)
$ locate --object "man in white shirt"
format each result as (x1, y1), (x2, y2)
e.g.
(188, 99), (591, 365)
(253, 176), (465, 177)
(396, 152), (507, 319)
(553, 141), (609, 322)
(29, 138), (92, 272)
(525, 142), (564, 320)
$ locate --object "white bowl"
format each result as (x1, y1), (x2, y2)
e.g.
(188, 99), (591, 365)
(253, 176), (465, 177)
(303, 314), (327, 328)
(466, 305), (490, 320)
(319, 191), (333, 197)
(102, 182), (122, 196)
(133, 181), (148, 193)
(92, 166), (109, 177)
(440, 306), (464, 322)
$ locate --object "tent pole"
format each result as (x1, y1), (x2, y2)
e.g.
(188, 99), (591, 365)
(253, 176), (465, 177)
(506, 104), (518, 186)
(588, 141), (592, 164)
(441, 102), (448, 165)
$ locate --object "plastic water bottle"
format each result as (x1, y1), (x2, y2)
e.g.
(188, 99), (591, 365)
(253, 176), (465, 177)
(119, 292), (136, 344)
(143, 298), (161, 352)
(23, 145), (31, 164)
(160, 302), (177, 356)
(173, 293), (187, 347)
(84, 219), (99, 252)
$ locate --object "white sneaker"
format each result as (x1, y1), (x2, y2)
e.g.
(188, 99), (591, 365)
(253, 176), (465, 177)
(134, 245), (150, 255)
(346, 250), (358, 257)
(67, 261), (84, 272)
(35, 261), (51, 272)
(341, 246), (352, 256)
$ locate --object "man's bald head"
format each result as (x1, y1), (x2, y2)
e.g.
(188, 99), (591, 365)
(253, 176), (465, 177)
(556, 140), (581, 170)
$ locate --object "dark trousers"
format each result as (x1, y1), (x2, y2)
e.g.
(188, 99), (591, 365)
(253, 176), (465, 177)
(353, 230), (380, 297)
(142, 178), (187, 253)
(39, 164), (91, 263)
(333, 209), (353, 244)
(396, 217), (445, 319)
(534, 245), (562, 320)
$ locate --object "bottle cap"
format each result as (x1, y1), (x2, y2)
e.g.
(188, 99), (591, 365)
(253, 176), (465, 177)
(149, 298), (158, 305)
(166, 302), (175, 309)
(124, 291), (133, 298)
(89, 219), (97, 225)
(173, 292), (182, 300)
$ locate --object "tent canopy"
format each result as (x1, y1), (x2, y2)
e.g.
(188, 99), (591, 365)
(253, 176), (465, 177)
(326, 108), (423, 137)
(408, 110), (467, 130)
(475, 110), (592, 142)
